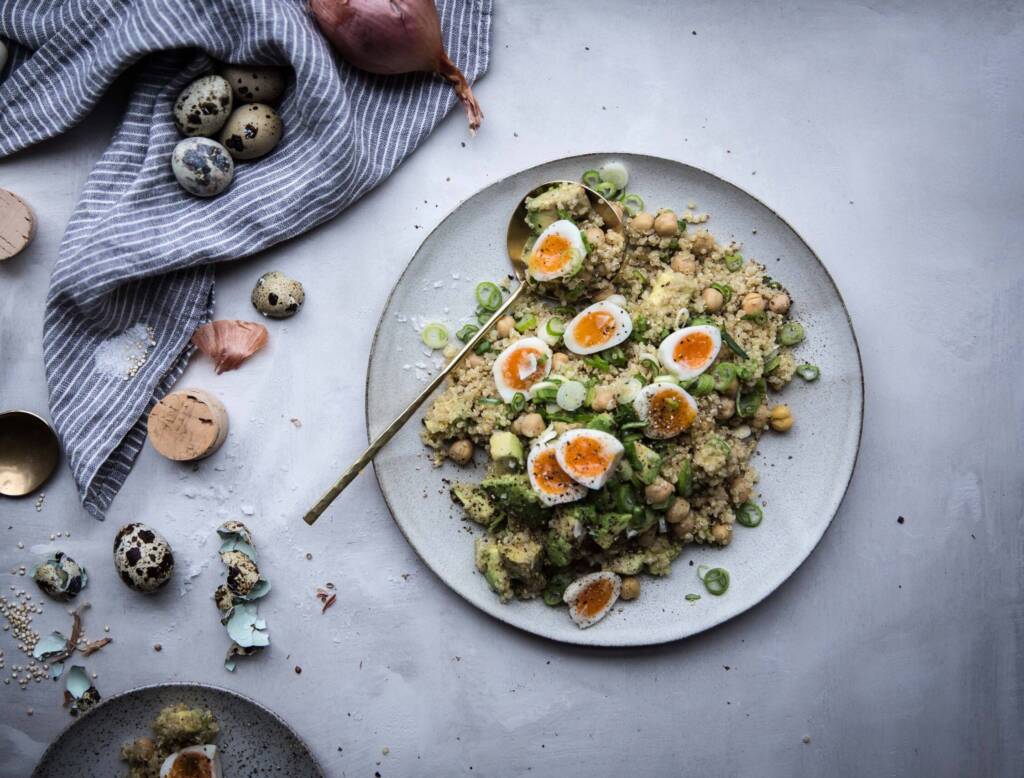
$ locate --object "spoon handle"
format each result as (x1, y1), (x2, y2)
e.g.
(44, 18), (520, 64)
(304, 283), (528, 525)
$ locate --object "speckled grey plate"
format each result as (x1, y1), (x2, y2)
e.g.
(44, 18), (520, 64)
(367, 153), (863, 647)
(32, 682), (323, 777)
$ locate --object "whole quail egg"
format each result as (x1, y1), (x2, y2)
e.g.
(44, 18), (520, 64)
(171, 137), (234, 197)
(113, 522), (174, 593)
(221, 64), (286, 104)
(219, 104), (283, 160)
(173, 75), (233, 137)
(32, 552), (88, 601)
(251, 271), (304, 318)
(221, 550), (259, 596)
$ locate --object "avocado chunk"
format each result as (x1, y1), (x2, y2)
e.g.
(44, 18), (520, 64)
(586, 413), (615, 434)
(498, 531), (544, 579)
(451, 483), (495, 525)
(489, 431), (524, 475)
(626, 440), (663, 485)
(475, 539), (512, 601)
(586, 512), (632, 550)
(525, 209), (557, 234)
(481, 474), (546, 527)
(545, 534), (574, 567)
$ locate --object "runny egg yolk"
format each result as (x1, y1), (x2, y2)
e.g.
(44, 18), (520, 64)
(574, 577), (615, 620)
(529, 233), (574, 275)
(673, 330), (715, 369)
(501, 347), (546, 390)
(649, 388), (697, 436)
(531, 448), (576, 495)
(562, 435), (613, 479)
(167, 753), (213, 778)
(570, 310), (618, 349)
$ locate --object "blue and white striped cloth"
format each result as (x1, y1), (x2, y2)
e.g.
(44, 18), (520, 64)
(0, 0), (491, 518)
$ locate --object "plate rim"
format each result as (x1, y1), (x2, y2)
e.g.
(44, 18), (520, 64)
(31, 680), (325, 777)
(366, 152), (864, 647)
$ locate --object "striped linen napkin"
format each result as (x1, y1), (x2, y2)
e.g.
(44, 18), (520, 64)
(0, 0), (492, 518)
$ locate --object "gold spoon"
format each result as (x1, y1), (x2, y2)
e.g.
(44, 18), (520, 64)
(0, 410), (61, 497)
(304, 181), (624, 525)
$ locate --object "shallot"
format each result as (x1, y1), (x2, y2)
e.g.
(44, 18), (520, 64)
(309, 0), (483, 132)
(192, 320), (268, 374)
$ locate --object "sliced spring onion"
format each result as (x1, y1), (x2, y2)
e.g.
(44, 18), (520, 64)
(475, 281), (502, 312)
(737, 378), (766, 418)
(721, 329), (749, 359)
(474, 340), (492, 355)
(703, 567), (730, 596)
(763, 350), (781, 374)
(724, 253), (744, 271)
(619, 420), (649, 431)
(510, 392), (526, 414)
(515, 313), (537, 333)
(692, 374), (715, 396)
(478, 397), (502, 405)
(685, 593), (702, 602)
(584, 354), (611, 372)
(710, 282), (732, 304)
(456, 324), (479, 343)
(614, 377), (643, 404)
(688, 315), (715, 327)
(582, 169), (603, 188)
(621, 193), (644, 217)
(712, 362), (738, 392)
(598, 161), (629, 190)
(556, 380), (586, 411)
(779, 321), (805, 346)
(529, 381), (559, 402)
(476, 310), (493, 325)
(796, 363), (820, 381)
(420, 323), (448, 350)
(653, 374), (680, 385)
(546, 317), (566, 336)
(676, 459), (693, 497)
(640, 356), (661, 379)
(595, 181), (618, 200)
(606, 347), (627, 368)
(735, 502), (763, 528)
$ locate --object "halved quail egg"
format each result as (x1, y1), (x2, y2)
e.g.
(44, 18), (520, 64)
(657, 324), (721, 380)
(562, 300), (632, 355)
(633, 382), (698, 439)
(555, 429), (624, 489)
(159, 744), (222, 778)
(527, 442), (586, 506)
(563, 571), (621, 628)
(492, 337), (552, 403)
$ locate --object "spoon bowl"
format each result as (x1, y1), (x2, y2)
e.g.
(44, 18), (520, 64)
(0, 410), (60, 497)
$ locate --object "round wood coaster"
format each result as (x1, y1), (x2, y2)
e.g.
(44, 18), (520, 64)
(0, 189), (36, 260)
(147, 389), (229, 462)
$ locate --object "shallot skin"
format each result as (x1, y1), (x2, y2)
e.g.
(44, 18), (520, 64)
(192, 320), (269, 374)
(310, 0), (483, 132)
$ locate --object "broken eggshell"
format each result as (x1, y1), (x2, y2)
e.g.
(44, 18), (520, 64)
(224, 603), (269, 649)
(113, 523), (174, 593)
(251, 271), (304, 318)
(191, 320), (268, 374)
(64, 664), (101, 716)
(215, 520), (270, 671)
(32, 551), (88, 601)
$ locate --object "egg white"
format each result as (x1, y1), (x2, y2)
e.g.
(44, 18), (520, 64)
(555, 429), (625, 490)
(657, 324), (721, 380)
(562, 301), (633, 356)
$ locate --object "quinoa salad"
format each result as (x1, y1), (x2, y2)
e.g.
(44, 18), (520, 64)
(417, 162), (819, 629)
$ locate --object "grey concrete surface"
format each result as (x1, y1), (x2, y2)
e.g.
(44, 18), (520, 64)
(1, 1), (1022, 775)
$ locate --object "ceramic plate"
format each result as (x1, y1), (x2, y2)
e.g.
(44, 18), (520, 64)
(367, 153), (862, 647)
(33, 682), (322, 777)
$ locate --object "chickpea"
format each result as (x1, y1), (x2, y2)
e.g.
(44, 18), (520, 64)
(671, 253), (697, 274)
(590, 386), (616, 411)
(741, 293), (765, 316)
(585, 226), (604, 246)
(702, 287), (724, 312)
(447, 439), (474, 465)
(672, 515), (696, 539)
(496, 316), (516, 338)
(711, 523), (732, 544)
(644, 477), (674, 505)
(654, 210), (679, 237)
(666, 497), (691, 524)
(465, 354), (485, 368)
(730, 476), (752, 504)
(769, 404), (794, 432)
(620, 576), (641, 601)
(629, 211), (654, 233)
(511, 412), (545, 439)
(752, 404), (771, 430)
(717, 397), (735, 421)
(769, 292), (791, 314)
(552, 352), (569, 371)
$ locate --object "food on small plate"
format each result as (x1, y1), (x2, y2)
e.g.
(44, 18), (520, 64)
(425, 163), (816, 628)
(160, 745), (222, 778)
(658, 324), (721, 380)
(562, 300), (632, 355)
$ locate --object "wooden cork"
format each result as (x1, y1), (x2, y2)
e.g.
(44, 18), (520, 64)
(0, 189), (36, 260)
(147, 389), (229, 462)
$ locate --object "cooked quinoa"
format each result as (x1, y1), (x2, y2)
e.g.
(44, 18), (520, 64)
(421, 177), (806, 613)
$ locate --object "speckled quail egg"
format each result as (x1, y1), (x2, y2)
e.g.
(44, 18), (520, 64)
(221, 64), (286, 104)
(113, 522), (174, 593)
(563, 300), (632, 355)
(173, 75), (233, 137)
(160, 745), (222, 778)
(31, 552), (88, 601)
(251, 271), (305, 318)
(214, 584), (234, 613)
(171, 137), (234, 197)
(219, 103), (283, 160)
(220, 550), (260, 596)
(563, 571), (621, 628)
(555, 429), (624, 490)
